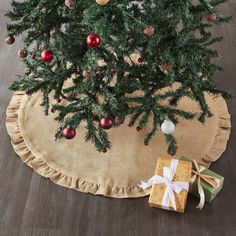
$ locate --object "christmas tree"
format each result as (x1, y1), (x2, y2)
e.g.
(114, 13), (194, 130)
(5, 0), (231, 154)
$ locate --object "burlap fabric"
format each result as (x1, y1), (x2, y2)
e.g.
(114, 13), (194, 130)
(5, 91), (231, 198)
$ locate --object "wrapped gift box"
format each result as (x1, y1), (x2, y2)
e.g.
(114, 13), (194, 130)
(180, 156), (224, 203)
(147, 157), (192, 213)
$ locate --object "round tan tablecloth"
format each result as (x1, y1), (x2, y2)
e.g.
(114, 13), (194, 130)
(6, 91), (231, 198)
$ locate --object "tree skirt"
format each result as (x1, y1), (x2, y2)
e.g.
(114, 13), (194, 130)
(6, 92), (231, 198)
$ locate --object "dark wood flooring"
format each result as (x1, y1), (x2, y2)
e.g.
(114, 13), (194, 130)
(0, 1), (236, 236)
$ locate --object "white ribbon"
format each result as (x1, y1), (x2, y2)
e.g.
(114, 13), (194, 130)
(139, 159), (189, 211)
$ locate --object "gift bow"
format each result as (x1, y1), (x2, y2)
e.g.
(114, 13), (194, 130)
(139, 159), (189, 211)
(191, 160), (220, 210)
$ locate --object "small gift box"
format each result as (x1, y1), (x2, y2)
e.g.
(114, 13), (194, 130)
(139, 157), (192, 213)
(180, 157), (224, 209)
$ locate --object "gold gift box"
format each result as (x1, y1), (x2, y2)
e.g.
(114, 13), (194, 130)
(148, 157), (192, 213)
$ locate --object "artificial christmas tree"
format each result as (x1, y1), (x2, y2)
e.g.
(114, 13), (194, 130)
(5, 0), (231, 153)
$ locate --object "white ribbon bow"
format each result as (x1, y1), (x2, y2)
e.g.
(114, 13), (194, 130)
(139, 159), (189, 211)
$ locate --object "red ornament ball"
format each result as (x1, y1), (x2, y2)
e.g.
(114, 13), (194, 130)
(41, 49), (54, 63)
(111, 68), (117, 74)
(63, 127), (76, 139)
(86, 33), (101, 48)
(100, 117), (113, 130)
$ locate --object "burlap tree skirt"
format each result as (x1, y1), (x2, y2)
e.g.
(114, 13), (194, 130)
(6, 91), (231, 198)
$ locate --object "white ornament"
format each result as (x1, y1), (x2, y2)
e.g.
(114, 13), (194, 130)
(161, 120), (175, 135)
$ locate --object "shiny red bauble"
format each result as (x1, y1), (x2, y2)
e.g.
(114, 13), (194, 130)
(99, 117), (113, 130)
(111, 68), (117, 74)
(63, 127), (76, 139)
(40, 49), (54, 62)
(86, 33), (101, 48)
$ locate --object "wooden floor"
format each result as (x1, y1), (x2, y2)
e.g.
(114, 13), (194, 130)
(0, 1), (236, 236)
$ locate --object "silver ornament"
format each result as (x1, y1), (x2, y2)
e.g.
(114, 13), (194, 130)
(161, 120), (175, 135)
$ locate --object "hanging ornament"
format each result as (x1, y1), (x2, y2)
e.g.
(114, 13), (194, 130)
(63, 127), (76, 139)
(100, 117), (113, 129)
(37, 29), (44, 35)
(86, 33), (101, 48)
(96, 0), (109, 6)
(41, 49), (53, 62)
(159, 63), (172, 74)
(206, 13), (217, 23)
(111, 68), (117, 74)
(161, 120), (175, 135)
(143, 26), (155, 36)
(52, 28), (61, 34)
(18, 50), (27, 58)
(83, 70), (95, 79)
(65, 0), (75, 9)
(5, 36), (15, 45)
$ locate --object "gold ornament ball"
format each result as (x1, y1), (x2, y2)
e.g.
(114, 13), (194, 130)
(5, 36), (15, 45)
(96, 0), (109, 6)
(18, 50), (28, 59)
(206, 13), (217, 23)
(143, 26), (155, 36)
